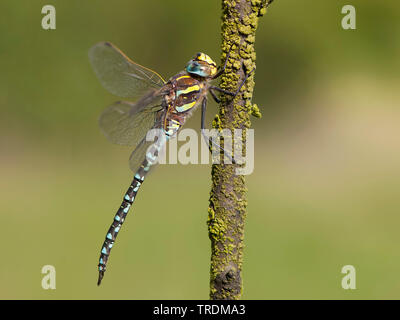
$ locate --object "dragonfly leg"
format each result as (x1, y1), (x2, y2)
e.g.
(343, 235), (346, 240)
(201, 97), (236, 165)
(210, 66), (256, 99)
(209, 89), (221, 103)
(212, 47), (232, 79)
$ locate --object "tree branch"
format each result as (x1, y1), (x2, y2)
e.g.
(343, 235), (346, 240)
(208, 0), (273, 300)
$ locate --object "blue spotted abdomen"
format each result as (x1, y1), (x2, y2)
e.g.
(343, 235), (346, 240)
(97, 141), (164, 285)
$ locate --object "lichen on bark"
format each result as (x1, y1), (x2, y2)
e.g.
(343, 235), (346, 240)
(208, 0), (272, 300)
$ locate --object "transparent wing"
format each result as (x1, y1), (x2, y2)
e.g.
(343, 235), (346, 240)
(128, 139), (156, 173)
(89, 42), (166, 98)
(99, 100), (164, 148)
(128, 114), (166, 172)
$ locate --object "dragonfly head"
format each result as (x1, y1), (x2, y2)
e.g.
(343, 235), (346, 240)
(186, 53), (217, 78)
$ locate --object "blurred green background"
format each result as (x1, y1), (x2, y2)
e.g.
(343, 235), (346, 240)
(0, 0), (399, 299)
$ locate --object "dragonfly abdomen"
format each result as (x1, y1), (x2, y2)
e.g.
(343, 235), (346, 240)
(97, 139), (166, 285)
(97, 158), (150, 285)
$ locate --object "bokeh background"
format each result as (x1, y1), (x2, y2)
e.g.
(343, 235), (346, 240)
(0, 0), (399, 299)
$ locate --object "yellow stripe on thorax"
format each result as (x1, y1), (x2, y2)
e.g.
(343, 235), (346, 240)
(177, 85), (200, 97)
(176, 75), (191, 81)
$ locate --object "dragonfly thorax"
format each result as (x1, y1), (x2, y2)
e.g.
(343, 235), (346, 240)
(186, 52), (217, 78)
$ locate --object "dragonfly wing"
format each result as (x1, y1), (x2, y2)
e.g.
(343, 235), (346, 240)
(99, 100), (164, 147)
(128, 112), (166, 172)
(89, 42), (166, 98)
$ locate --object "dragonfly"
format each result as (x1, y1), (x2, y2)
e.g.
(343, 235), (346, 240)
(89, 42), (253, 285)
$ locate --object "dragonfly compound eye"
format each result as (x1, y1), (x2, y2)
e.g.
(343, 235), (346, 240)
(186, 60), (209, 77)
